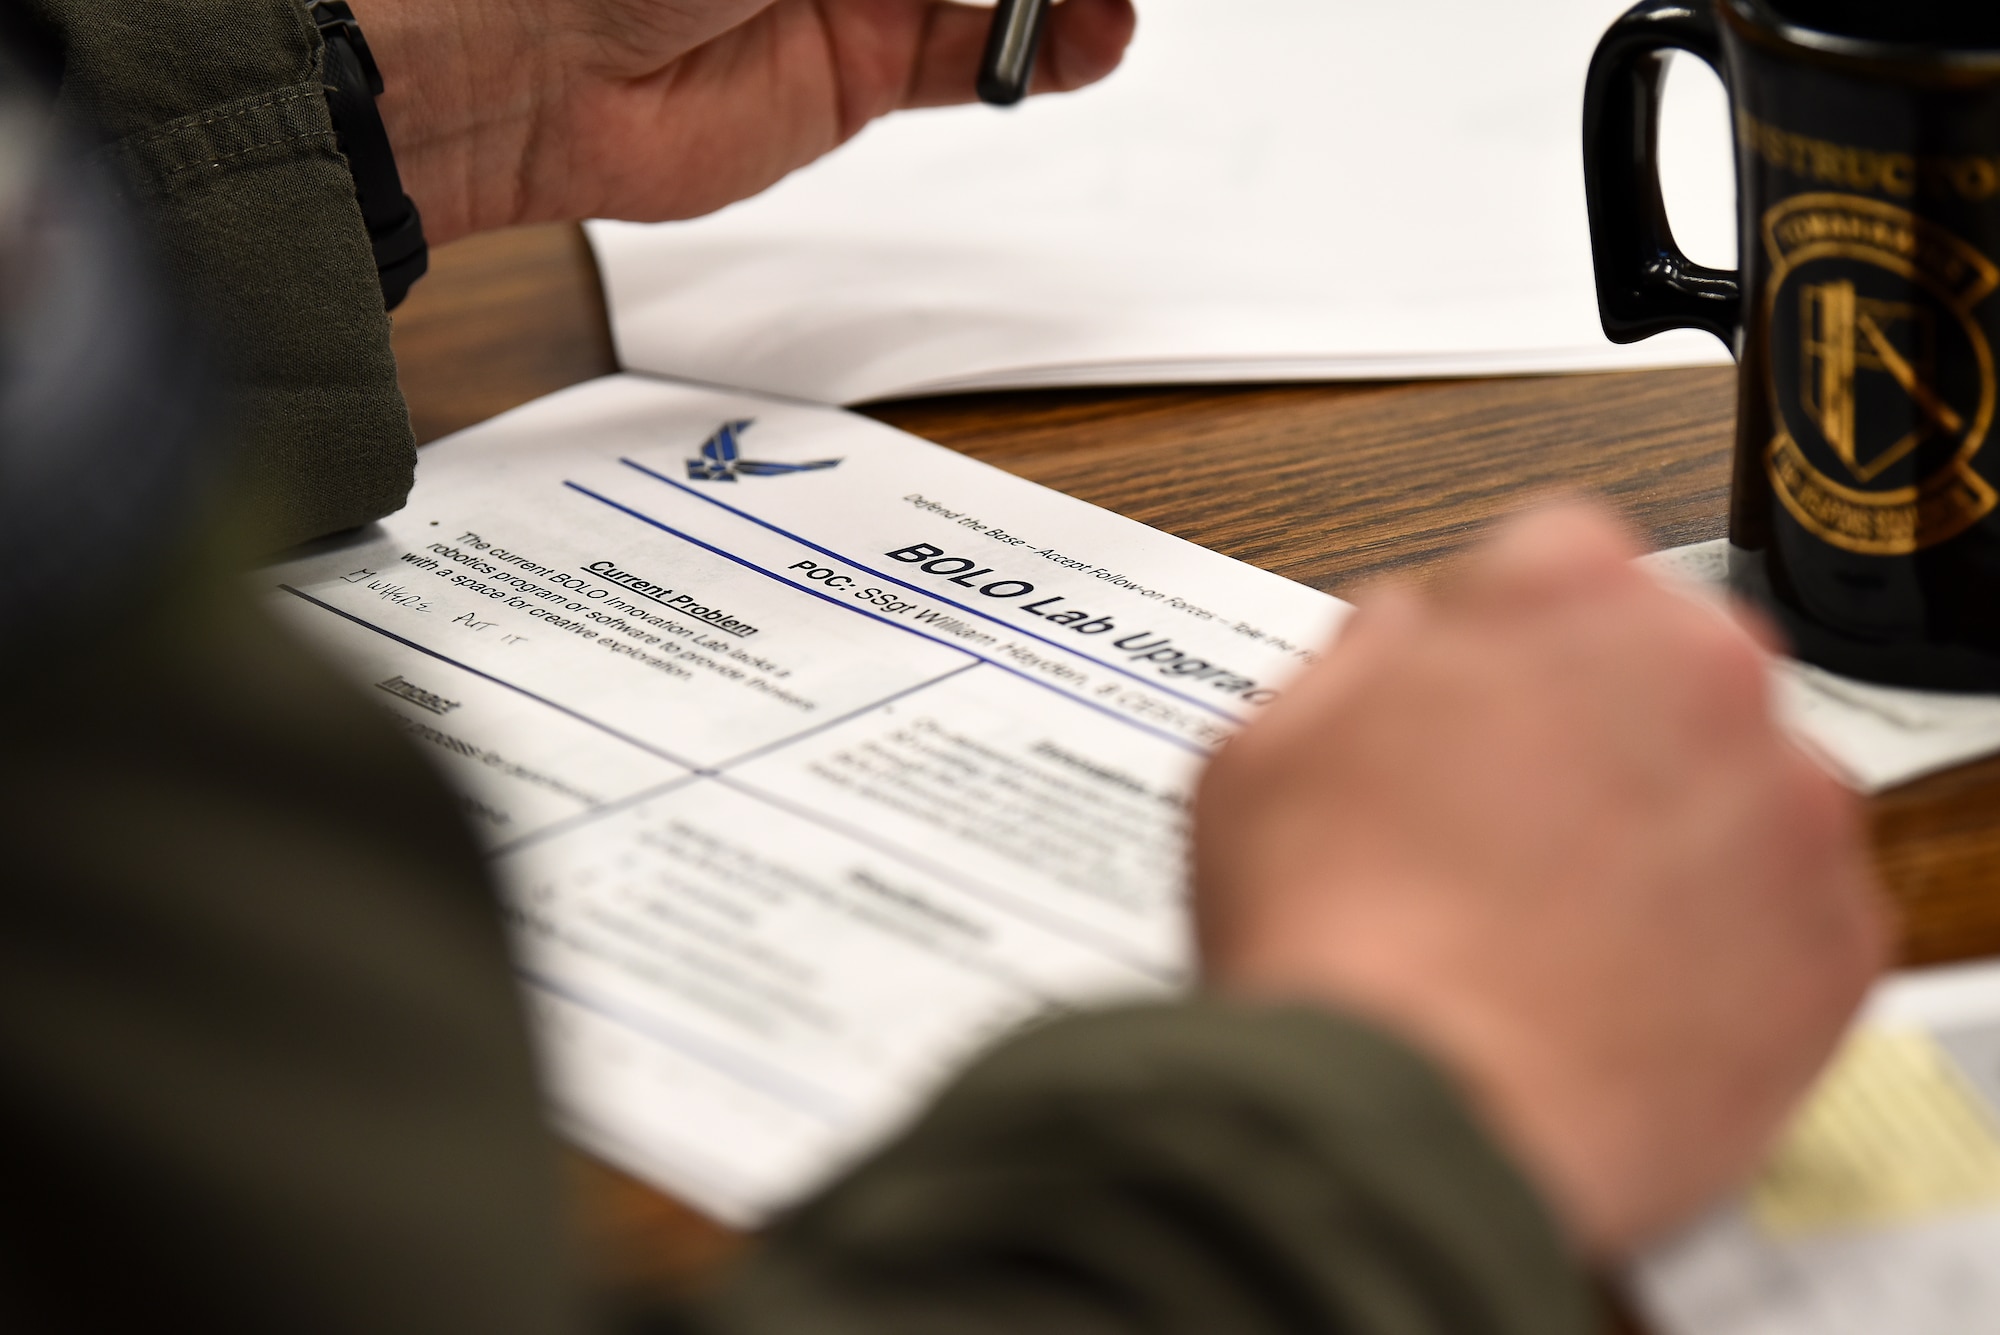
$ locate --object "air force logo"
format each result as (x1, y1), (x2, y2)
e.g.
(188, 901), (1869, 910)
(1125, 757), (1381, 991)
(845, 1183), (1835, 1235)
(686, 419), (841, 483)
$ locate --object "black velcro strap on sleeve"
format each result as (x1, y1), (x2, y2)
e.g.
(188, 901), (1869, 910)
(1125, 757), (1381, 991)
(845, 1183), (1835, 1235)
(309, 0), (426, 309)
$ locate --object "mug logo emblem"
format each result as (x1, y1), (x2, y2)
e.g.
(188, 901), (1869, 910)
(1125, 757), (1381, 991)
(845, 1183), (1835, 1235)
(1763, 194), (2000, 555)
(1801, 283), (1949, 483)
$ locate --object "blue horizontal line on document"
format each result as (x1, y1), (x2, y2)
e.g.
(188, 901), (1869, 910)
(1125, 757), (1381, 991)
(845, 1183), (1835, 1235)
(616, 457), (1249, 729)
(563, 482), (1207, 757)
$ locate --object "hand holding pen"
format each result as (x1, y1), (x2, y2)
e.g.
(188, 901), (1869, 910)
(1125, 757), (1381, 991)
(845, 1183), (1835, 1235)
(363, 0), (1133, 242)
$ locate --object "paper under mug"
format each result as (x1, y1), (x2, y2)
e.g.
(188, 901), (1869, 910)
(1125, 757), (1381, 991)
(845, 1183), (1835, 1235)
(1586, 0), (2000, 690)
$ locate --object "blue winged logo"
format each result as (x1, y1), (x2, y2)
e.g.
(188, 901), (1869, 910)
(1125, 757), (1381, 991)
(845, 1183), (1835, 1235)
(686, 419), (841, 482)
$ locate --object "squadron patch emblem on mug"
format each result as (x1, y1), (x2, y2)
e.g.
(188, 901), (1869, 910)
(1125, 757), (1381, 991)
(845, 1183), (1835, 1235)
(1762, 193), (2000, 555)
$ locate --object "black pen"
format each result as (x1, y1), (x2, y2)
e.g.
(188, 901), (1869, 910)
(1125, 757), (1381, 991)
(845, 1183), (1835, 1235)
(978, 0), (1053, 106)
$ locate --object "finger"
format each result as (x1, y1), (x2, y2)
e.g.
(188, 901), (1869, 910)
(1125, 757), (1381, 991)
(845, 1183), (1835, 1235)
(900, 0), (1137, 108)
(1776, 742), (1894, 985)
(1244, 580), (1427, 734)
(1340, 578), (1429, 658)
(1449, 497), (1646, 612)
(1038, 0), (1137, 93)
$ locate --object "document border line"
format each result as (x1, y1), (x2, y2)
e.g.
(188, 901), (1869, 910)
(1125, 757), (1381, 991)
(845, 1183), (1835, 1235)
(710, 660), (984, 774)
(490, 772), (706, 857)
(492, 661), (985, 852)
(282, 578), (1177, 976)
(709, 772), (1180, 985)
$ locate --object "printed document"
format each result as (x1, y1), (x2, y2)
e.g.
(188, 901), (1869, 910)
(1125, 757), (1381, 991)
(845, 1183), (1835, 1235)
(261, 374), (1345, 1223)
(262, 376), (2000, 1226)
(1634, 959), (2000, 1335)
(589, 0), (1738, 405)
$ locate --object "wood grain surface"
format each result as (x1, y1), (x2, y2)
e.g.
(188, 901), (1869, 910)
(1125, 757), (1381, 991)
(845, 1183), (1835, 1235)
(392, 222), (2000, 1304)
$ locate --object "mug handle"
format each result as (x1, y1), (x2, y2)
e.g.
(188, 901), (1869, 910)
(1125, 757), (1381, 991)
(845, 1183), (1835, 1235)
(1583, 0), (1741, 351)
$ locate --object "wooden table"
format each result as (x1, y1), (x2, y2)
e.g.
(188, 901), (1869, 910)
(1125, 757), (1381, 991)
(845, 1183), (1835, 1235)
(392, 222), (2000, 1305)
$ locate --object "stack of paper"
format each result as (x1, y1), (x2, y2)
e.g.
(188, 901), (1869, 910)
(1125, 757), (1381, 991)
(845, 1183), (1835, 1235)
(588, 0), (1740, 405)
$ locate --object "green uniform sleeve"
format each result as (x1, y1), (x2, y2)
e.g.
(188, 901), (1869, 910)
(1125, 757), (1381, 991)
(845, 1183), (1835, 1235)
(0, 568), (584, 1334)
(28, 0), (416, 548)
(687, 1003), (1598, 1335)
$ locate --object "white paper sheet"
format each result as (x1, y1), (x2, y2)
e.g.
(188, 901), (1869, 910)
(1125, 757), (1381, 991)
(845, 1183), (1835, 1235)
(1646, 539), (2000, 792)
(587, 0), (1740, 405)
(1633, 959), (2000, 1335)
(262, 373), (1345, 1223)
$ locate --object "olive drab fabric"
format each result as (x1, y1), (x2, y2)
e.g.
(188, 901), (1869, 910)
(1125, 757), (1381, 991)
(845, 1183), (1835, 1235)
(28, 0), (414, 549)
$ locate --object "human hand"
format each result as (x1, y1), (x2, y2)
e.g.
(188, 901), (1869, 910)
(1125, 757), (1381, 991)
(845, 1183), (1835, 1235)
(1193, 502), (1890, 1257)
(359, 0), (1137, 245)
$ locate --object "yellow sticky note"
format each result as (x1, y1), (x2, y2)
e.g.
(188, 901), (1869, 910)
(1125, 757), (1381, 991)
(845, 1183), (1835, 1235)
(1753, 1029), (2000, 1237)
